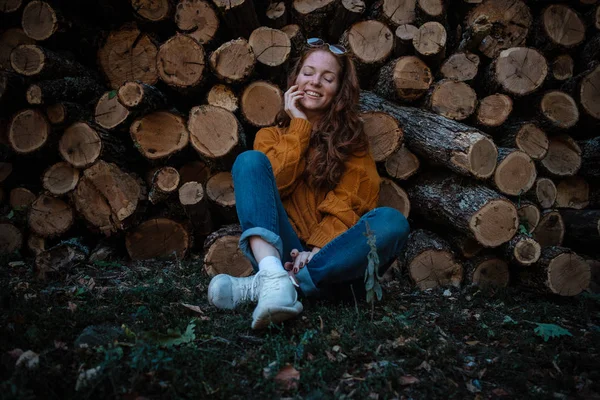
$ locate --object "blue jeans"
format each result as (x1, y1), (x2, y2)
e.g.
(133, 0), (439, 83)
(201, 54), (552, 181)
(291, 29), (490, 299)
(232, 151), (410, 298)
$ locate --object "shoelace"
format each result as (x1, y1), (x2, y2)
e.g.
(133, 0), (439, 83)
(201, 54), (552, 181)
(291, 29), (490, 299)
(239, 271), (264, 303)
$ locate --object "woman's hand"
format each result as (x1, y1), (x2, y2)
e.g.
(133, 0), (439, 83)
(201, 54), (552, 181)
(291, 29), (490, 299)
(284, 247), (321, 274)
(284, 85), (307, 120)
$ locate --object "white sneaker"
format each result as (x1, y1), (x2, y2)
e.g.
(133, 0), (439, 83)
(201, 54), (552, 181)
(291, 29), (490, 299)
(251, 270), (303, 330)
(208, 273), (263, 310)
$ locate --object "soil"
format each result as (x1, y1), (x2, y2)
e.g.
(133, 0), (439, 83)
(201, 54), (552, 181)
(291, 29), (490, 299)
(1, 254), (599, 399)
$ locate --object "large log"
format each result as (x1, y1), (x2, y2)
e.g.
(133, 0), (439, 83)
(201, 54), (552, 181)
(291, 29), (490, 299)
(537, 90), (579, 130)
(412, 21), (446, 65)
(174, 0), (219, 45)
(463, 0), (531, 58)
(377, 178), (410, 217)
(28, 194), (73, 237)
(496, 121), (548, 161)
(534, 4), (586, 51)
(519, 246), (590, 296)
(157, 34), (206, 91)
(554, 176), (589, 210)
(484, 47), (547, 97)
(401, 229), (463, 290)
(475, 94), (512, 129)
(374, 56), (433, 103)
(464, 254), (510, 288)
(383, 145), (419, 180)
(240, 81), (283, 127)
(42, 162), (79, 195)
(492, 148), (537, 197)
(426, 79), (477, 121)
(370, 0), (416, 28)
(440, 52), (480, 82)
(203, 224), (253, 277)
(360, 91), (497, 179)
(577, 64), (600, 122)
(58, 122), (102, 168)
(130, 111), (189, 160)
(406, 171), (518, 247)
(539, 135), (581, 177)
(94, 90), (131, 130)
(7, 108), (50, 154)
(9, 187), (35, 210)
(361, 111), (403, 162)
(72, 160), (142, 235)
(525, 177), (557, 209)
(248, 26), (291, 70)
(209, 38), (256, 84)
(131, 0), (170, 22)
(126, 218), (190, 260)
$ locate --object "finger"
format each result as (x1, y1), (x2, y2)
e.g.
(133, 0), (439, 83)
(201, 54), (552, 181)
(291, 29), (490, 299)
(284, 261), (294, 271)
(291, 249), (299, 257)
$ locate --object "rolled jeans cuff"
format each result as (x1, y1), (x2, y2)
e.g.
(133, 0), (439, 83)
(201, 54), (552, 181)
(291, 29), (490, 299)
(238, 227), (284, 269)
(295, 264), (320, 297)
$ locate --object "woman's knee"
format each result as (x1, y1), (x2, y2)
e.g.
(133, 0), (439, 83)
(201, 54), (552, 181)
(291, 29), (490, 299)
(368, 207), (410, 241)
(232, 150), (271, 177)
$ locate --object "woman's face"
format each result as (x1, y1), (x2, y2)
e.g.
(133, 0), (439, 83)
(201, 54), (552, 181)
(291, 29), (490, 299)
(294, 50), (341, 116)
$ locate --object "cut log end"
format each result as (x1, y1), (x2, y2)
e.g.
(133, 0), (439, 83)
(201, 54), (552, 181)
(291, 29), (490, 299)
(45, 103), (65, 124)
(131, 112), (189, 160)
(206, 172), (235, 207)
(413, 21), (446, 58)
(547, 252), (590, 296)
(542, 5), (585, 48)
(248, 27), (291, 67)
(440, 52), (480, 82)
(551, 54), (574, 81)
(476, 94), (512, 127)
(381, 0), (416, 26)
(409, 250), (462, 290)
(207, 84), (239, 113)
(179, 161), (211, 185)
(241, 81), (282, 127)
(132, 0), (170, 21)
(540, 91), (579, 129)
(0, 223), (22, 254)
(533, 211), (565, 247)
(179, 181), (204, 205)
(580, 65), (600, 120)
(21, 1), (57, 41)
(95, 91), (130, 130)
(10, 45), (44, 76)
(59, 122), (101, 168)
(8, 108), (50, 154)
(514, 123), (548, 160)
(470, 199), (518, 247)
(533, 178), (557, 209)
(126, 218), (189, 260)
(512, 237), (541, 266)
(541, 136), (581, 177)
(391, 56), (433, 101)
(555, 177), (589, 209)
(43, 162), (80, 195)
(118, 81), (145, 108)
(0, 0), (22, 13)
(494, 150), (536, 196)
(175, 0), (219, 44)
(204, 234), (253, 277)
(495, 47), (547, 96)
(209, 38), (255, 83)
(472, 258), (510, 288)
(384, 145), (420, 180)
(188, 105), (240, 159)
(518, 202), (540, 233)
(378, 178), (410, 218)
(25, 84), (42, 105)
(347, 20), (394, 64)
(9, 187), (35, 210)
(157, 34), (205, 88)
(467, 137), (497, 179)
(361, 111), (403, 161)
(430, 80), (477, 121)
(28, 194), (73, 237)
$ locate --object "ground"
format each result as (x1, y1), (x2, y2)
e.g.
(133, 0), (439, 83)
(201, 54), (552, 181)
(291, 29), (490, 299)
(1, 255), (599, 400)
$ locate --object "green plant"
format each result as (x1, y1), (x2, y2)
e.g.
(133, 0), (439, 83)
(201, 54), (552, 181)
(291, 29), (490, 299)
(363, 221), (382, 320)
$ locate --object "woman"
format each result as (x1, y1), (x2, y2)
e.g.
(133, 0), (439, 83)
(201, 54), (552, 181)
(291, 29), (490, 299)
(208, 41), (410, 330)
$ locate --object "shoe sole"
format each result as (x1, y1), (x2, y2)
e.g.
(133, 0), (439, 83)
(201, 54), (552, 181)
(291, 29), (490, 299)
(251, 302), (303, 330)
(207, 275), (235, 310)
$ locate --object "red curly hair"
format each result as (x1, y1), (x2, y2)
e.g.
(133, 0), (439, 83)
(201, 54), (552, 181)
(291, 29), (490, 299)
(275, 48), (369, 190)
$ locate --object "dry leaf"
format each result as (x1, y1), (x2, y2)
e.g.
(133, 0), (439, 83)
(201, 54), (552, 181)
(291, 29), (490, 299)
(16, 350), (39, 369)
(181, 303), (204, 314)
(274, 364), (300, 391)
(416, 360), (431, 372)
(325, 350), (336, 362)
(466, 340), (480, 346)
(492, 388), (509, 397)
(68, 302), (78, 313)
(399, 375), (419, 385)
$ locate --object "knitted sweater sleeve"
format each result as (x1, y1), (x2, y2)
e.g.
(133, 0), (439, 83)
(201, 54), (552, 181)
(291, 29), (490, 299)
(307, 152), (381, 249)
(253, 118), (312, 199)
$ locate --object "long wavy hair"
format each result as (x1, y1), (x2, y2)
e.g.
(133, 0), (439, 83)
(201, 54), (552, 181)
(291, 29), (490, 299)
(275, 48), (369, 190)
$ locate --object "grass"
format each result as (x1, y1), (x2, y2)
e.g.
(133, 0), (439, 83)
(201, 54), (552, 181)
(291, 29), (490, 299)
(1, 254), (599, 399)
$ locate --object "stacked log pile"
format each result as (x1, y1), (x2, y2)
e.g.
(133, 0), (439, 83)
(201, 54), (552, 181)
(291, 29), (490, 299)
(1, 0), (599, 296)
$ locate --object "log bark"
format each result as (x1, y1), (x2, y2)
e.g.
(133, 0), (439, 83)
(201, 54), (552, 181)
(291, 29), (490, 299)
(406, 171), (518, 247)
(464, 254), (510, 287)
(532, 209), (564, 248)
(520, 246), (590, 296)
(447, 234), (483, 259)
(157, 34), (206, 90)
(394, 24), (418, 56)
(464, 0), (531, 58)
(42, 162), (79, 195)
(72, 160), (142, 235)
(59, 122), (102, 168)
(7, 109), (50, 154)
(0, 222), (22, 254)
(240, 81), (283, 127)
(518, 201), (541, 234)
(485, 47), (547, 97)
(525, 177), (557, 209)
(496, 122), (548, 160)
(493, 148), (537, 197)
(209, 38), (256, 84)
(503, 234), (541, 266)
(440, 52), (479, 82)
(537, 90), (579, 130)
(11, 44), (92, 79)
(578, 137), (600, 178)
(412, 21), (446, 65)
(361, 111), (403, 162)
(130, 111), (189, 160)
(174, 0), (219, 45)
(586, 257), (600, 294)
(426, 79), (477, 121)
(206, 84), (239, 113)
(281, 24), (306, 58)
(206, 171), (237, 223)
(401, 229), (463, 290)
(475, 94), (512, 128)
(340, 20), (394, 84)
(126, 218), (190, 260)
(188, 105), (245, 168)
(212, 0), (260, 38)
(360, 91), (497, 179)
(26, 76), (104, 106)
(539, 135), (581, 177)
(292, 0), (337, 38)
(559, 209), (600, 256)
(45, 102), (90, 126)
(370, 0), (416, 28)
(97, 24), (159, 89)
(9, 187), (35, 210)
(203, 224), (253, 277)
(148, 166), (180, 205)
(178, 161), (212, 185)
(28, 194), (73, 237)
(179, 181), (213, 235)
(554, 176), (589, 209)
(374, 56), (433, 103)
(265, 2), (288, 29)
(383, 144), (419, 180)
(416, 0), (444, 22)
(377, 177), (410, 218)
(328, 0), (365, 40)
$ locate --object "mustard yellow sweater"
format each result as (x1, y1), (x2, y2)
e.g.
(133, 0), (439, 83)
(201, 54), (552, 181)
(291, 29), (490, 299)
(254, 118), (381, 249)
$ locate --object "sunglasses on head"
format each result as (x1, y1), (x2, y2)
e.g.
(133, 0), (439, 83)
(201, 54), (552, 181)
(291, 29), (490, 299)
(306, 38), (347, 55)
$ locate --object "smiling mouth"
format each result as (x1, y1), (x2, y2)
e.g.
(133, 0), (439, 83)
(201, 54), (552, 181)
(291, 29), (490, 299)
(305, 90), (322, 98)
